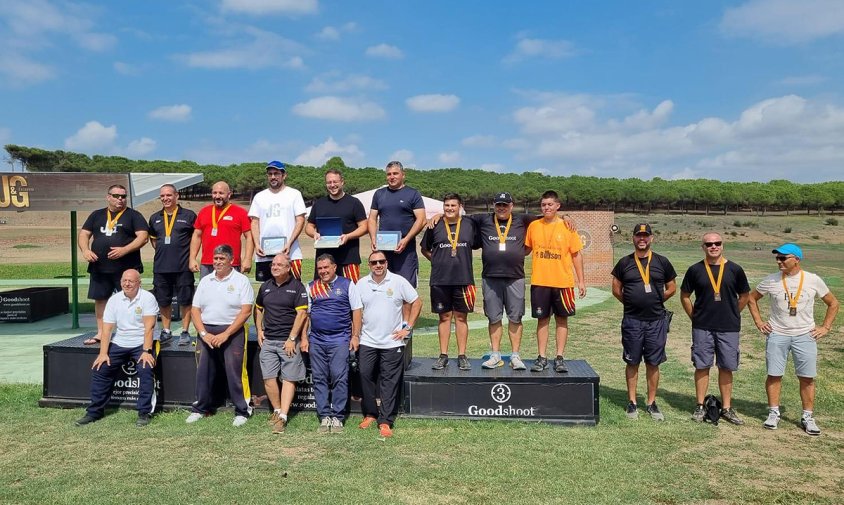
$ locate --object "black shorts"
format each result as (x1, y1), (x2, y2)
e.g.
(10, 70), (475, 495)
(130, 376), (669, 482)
(87, 271), (123, 300)
(430, 285), (476, 314)
(621, 315), (668, 366)
(153, 271), (196, 306)
(256, 259), (302, 282)
(530, 285), (576, 319)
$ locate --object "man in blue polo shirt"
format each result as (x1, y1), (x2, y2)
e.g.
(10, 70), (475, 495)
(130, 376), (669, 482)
(307, 253), (362, 433)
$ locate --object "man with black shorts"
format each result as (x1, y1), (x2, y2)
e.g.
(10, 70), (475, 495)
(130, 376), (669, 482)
(611, 223), (677, 421)
(368, 160), (427, 288)
(421, 193), (478, 371)
(524, 190), (585, 373)
(78, 184), (149, 346)
(681, 232), (750, 425)
(250, 161), (307, 281)
(255, 254), (309, 434)
(148, 184), (197, 346)
(305, 169), (368, 282)
(747, 243), (839, 435)
(190, 181), (253, 278)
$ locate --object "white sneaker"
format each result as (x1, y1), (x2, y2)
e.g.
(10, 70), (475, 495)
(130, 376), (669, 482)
(509, 354), (527, 370)
(763, 411), (780, 430)
(482, 353), (503, 369)
(232, 415), (248, 427)
(185, 412), (203, 424)
(801, 416), (821, 436)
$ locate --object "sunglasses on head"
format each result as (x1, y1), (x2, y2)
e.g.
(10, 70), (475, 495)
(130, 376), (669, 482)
(703, 241), (722, 247)
(369, 259), (387, 265)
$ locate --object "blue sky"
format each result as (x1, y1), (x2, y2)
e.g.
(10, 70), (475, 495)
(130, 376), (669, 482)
(1, 0), (843, 182)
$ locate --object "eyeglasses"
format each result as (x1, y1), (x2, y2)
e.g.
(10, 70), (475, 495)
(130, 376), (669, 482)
(703, 241), (722, 247)
(369, 259), (387, 265)
(775, 255), (791, 262)
(109, 193), (127, 199)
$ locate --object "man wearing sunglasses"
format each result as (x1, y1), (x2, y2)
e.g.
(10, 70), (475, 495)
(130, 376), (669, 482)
(747, 243), (839, 435)
(680, 232), (750, 425)
(79, 184), (150, 346)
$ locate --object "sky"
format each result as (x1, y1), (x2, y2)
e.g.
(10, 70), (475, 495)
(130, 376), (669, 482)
(1, 0), (844, 182)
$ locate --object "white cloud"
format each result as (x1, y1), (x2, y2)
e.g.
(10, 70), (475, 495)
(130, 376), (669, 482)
(220, 0), (318, 16)
(406, 94), (460, 113)
(461, 135), (497, 148)
(777, 74), (826, 86)
(64, 121), (118, 151)
(721, 0), (844, 44)
(183, 138), (299, 165)
(178, 27), (306, 70)
(365, 43), (404, 59)
(438, 151), (461, 164)
(305, 72), (387, 93)
(479, 163), (505, 172)
(126, 137), (157, 157)
(316, 26), (339, 40)
(113, 61), (141, 76)
(0, 53), (55, 85)
(503, 35), (576, 63)
(292, 96), (385, 122)
(148, 104), (192, 122)
(293, 137), (363, 166)
(389, 149), (414, 164)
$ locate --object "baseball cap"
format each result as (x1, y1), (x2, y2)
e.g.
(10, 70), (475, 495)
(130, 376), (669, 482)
(633, 223), (652, 235)
(266, 160), (286, 171)
(493, 192), (513, 204)
(772, 243), (803, 260)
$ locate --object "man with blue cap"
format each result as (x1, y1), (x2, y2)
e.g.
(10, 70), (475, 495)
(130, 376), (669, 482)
(747, 243), (839, 435)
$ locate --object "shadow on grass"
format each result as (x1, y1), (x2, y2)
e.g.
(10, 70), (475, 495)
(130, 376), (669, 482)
(601, 381), (770, 419)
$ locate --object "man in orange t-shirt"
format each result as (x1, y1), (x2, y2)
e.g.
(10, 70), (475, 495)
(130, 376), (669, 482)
(524, 190), (586, 373)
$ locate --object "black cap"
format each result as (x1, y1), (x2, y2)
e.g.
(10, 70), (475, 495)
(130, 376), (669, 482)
(493, 192), (513, 204)
(633, 223), (652, 235)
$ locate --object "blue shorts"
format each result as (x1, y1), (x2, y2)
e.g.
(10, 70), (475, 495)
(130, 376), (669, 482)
(765, 333), (817, 378)
(691, 328), (740, 371)
(621, 315), (668, 366)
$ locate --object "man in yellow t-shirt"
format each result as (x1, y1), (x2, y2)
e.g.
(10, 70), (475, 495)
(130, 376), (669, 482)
(524, 190), (586, 373)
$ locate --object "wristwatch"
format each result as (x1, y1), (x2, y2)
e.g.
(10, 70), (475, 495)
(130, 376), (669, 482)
(143, 348), (153, 354)
(199, 331), (207, 337)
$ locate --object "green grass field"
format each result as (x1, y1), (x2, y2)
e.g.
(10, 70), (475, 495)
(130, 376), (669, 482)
(1, 214), (842, 504)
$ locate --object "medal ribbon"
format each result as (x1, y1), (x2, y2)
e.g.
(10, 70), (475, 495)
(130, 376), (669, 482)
(633, 250), (652, 286)
(106, 209), (126, 231)
(444, 217), (462, 251)
(495, 214), (512, 245)
(163, 206), (178, 238)
(703, 257), (727, 296)
(211, 204), (231, 231)
(781, 271), (805, 310)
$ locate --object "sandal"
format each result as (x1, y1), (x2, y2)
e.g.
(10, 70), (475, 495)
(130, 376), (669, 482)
(83, 337), (101, 345)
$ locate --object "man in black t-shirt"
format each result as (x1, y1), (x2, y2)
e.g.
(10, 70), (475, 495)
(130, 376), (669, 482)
(78, 184), (149, 346)
(255, 254), (309, 434)
(305, 169), (368, 282)
(611, 223), (677, 421)
(421, 193), (477, 371)
(148, 184), (197, 346)
(680, 232), (750, 425)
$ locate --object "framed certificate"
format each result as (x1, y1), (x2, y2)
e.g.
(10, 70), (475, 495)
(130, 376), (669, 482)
(376, 231), (402, 251)
(261, 236), (287, 255)
(314, 217), (343, 249)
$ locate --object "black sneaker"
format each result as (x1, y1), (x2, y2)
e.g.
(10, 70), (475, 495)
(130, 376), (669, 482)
(431, 354), (448, 370)
(136, 413), (152, 427)
(177, 331), (192, 346)
(646, 402), (665, 421)
(530, 356), (548, 372)
(75, 415), (98, 426)
(626, 401), (638, 419)
(159, 329), (173, 344)
(553, 355), (568, 373)
(457, 355), (471, 370)
(719, 407), (745, 425)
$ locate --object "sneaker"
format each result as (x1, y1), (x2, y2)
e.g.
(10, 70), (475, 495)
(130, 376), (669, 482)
(509, 354), (527, 371)
(177, 331), (192, 346)
(553, 355), (568, 373)
(159, 329), (173, 344)
(185, 412), (204, 424)
(268, 411), (280, 426)
(379, 423), (393, 438)
(272, 417), (287, 434)
(646, 402), (665, 421)
(318, 417), (331, 433)
(330, 417), (344, 434)
(358, 416), (377, 429)
(626, 401), (639, 420)
(136, 413), (152, 427)
(691, 405), (705, 423)
(431, 354), (448, 370)
(801, 416), (821, 436)
(75, 415), (98, 426)
(530, 356), (548, 372)
(232, 415), (248, 427)
(763, 411), (781, 430)
(457, 355), (471, 371)
(720, 407), (745, 425)
(482, 353), (503, 369)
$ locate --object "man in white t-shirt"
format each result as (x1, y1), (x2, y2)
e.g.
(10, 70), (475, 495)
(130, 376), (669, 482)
(249, 161), (307, 281)
(75, 269), (159, 427)
(747, 243), (839, 436)
(350, 251), (422, 438)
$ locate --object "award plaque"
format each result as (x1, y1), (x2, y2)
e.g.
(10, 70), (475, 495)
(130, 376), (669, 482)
(261, 236), (287, 255)
(314, 217), (343, 249)
(376, 231), (402, 251)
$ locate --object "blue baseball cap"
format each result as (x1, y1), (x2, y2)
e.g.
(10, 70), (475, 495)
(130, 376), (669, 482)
(266, 160), (286, 171)
(772, 243), (803, 260)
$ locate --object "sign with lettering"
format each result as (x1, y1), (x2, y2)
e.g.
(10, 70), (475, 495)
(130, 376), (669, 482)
(0, 172), (131, 212)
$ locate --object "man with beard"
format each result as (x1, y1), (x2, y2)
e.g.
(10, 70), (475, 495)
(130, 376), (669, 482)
(190, 181), (253, 278)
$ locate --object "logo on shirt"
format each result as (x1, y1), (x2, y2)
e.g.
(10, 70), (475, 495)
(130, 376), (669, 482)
(265, 289), (271, 293)
(386, 288), (394, 297)
(134, 306), (142, 315)
(227, 284), (235, 293)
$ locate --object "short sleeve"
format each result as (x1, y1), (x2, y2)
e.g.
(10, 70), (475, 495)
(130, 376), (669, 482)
(348, 281), (363, 311)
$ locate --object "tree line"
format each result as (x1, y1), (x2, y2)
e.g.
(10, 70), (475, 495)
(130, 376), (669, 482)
(5, 144), (844, 214)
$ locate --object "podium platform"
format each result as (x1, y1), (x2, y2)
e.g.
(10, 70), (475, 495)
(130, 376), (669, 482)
(402, 358), (599, 425)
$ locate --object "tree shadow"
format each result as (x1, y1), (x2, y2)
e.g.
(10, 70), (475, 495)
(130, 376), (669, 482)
(600, 382), (770, 420)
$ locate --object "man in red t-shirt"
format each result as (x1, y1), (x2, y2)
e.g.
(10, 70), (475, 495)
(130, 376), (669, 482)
(190, 181), (254, 279)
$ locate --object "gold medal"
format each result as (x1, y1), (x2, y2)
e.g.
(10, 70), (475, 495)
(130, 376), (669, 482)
(495, 214), (512, 253)
(634, 251), (652, 294)
(444, 217), (462, 259)
(162, 206), (178, 246)
(782, 271), (804, 318)
(704, 258), (726, 302)
(211, 203), (231, 239)
(105, 209), (126, 236)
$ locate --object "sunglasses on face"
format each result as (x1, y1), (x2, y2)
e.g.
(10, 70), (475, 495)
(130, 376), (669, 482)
(703, 241), (722, 247)
(109, 193), (127, 199)
(775, 255), (791, 262)
(369, 259), (387, 265)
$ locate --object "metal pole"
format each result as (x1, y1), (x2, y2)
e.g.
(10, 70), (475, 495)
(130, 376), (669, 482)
(70, 211), (79, 329)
